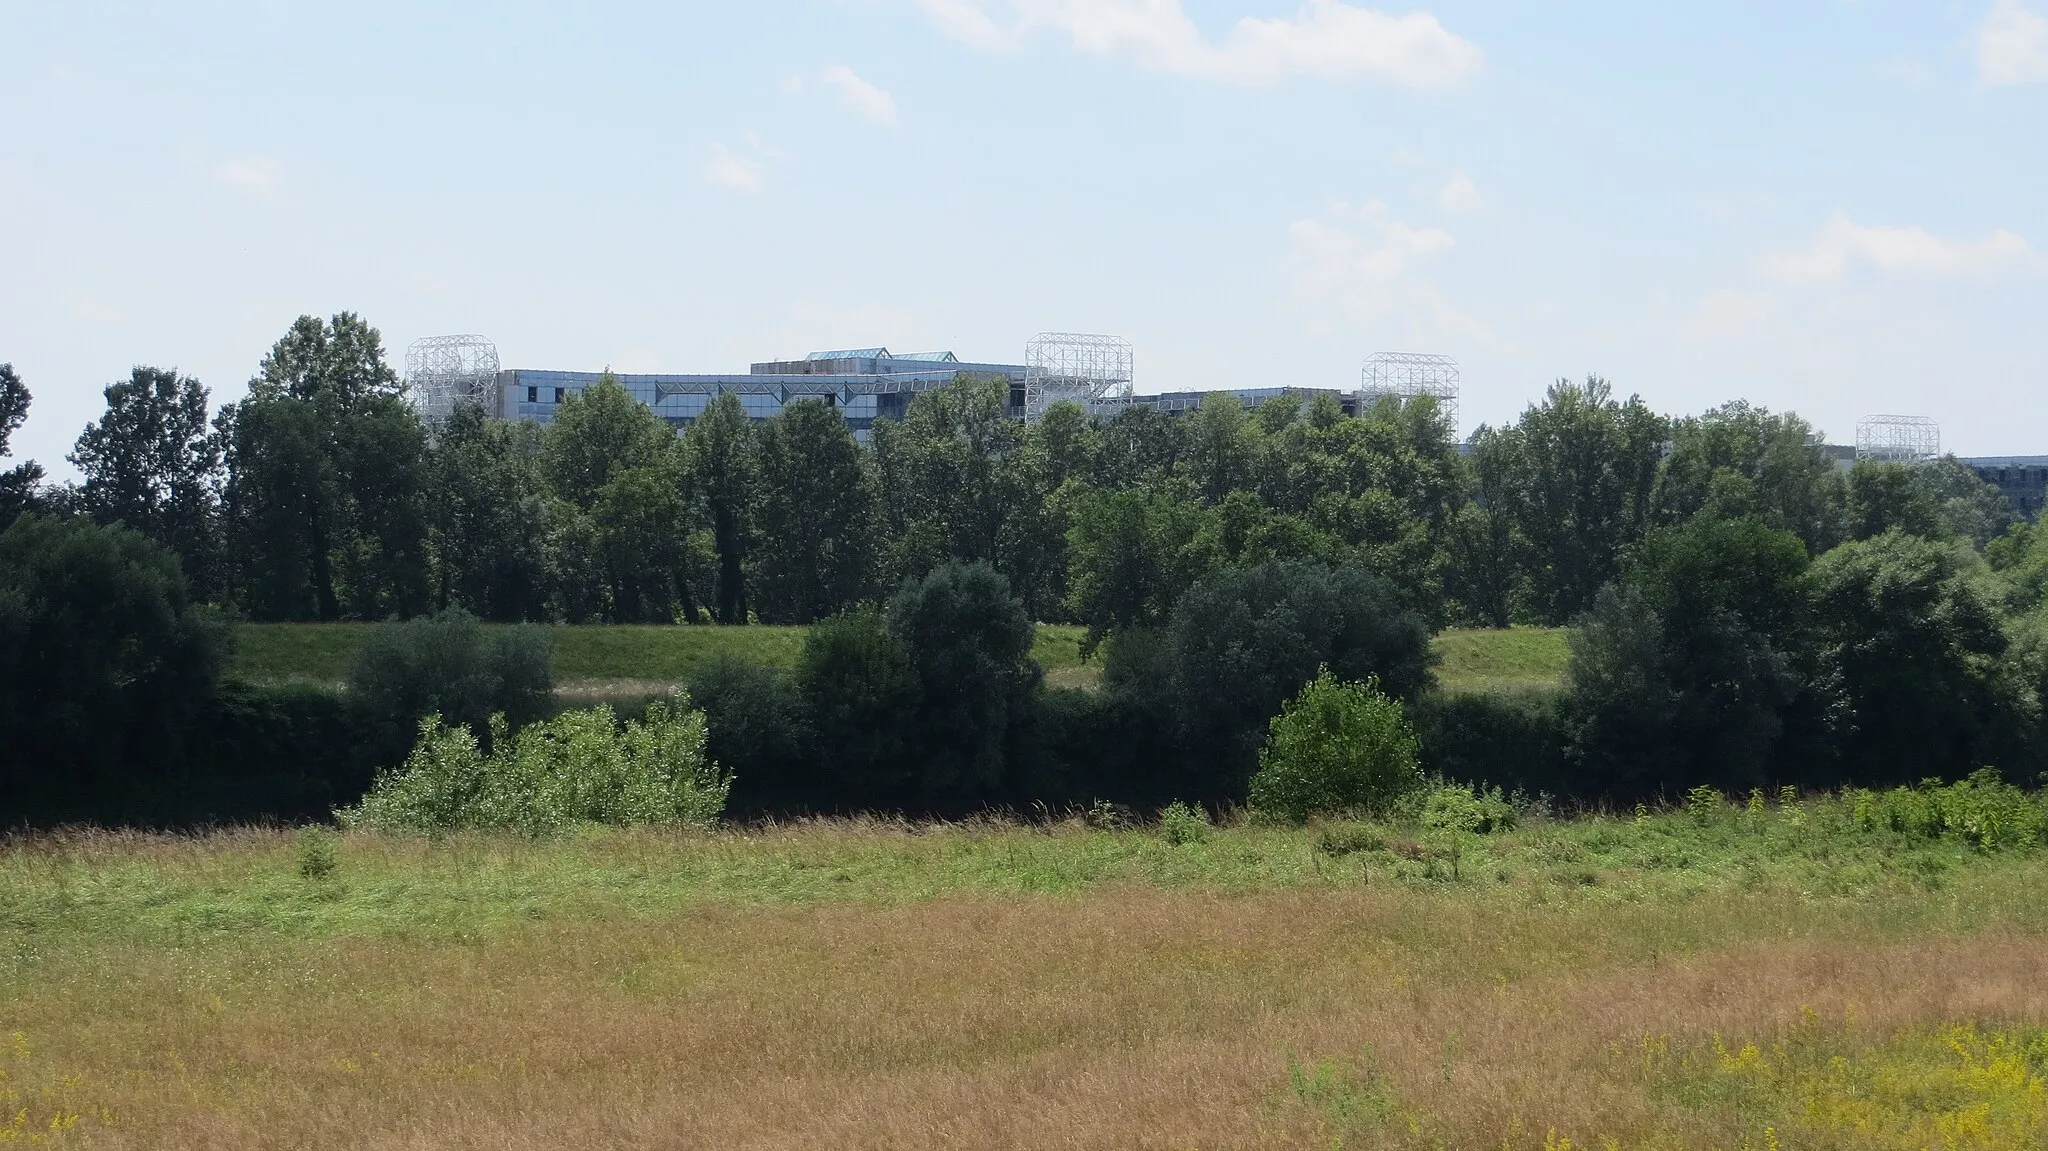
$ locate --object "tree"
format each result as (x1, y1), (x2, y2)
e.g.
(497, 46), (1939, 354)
(886, 561), (1039, 804)
(1566, 515), (1813, 798)
(869, 376), (1021, 587)
(794, 608), (922, 807)
(221, 313), (429, 620)
(1152, 560), (1434, 799)
(1493, 378), (1667, 624)
(69, 367), (223, 598)
(424, 405), (549, 621)
(0, 514), (227, 812)
(1446, 424), (1526, 627)
(1063, 487), (1209, 650)
(1846, 460), (1943, 542)
(1184, 392), (1260, 505)
(545, 376), (704, 622)
(751, 399), (876, 623)
(1652, 401), (1846, 552)
(682, 392), (758, 623)
(0, 363), (44, 529)
(1917, 455), (2016, 549)
(1806, 529), (2012, 783)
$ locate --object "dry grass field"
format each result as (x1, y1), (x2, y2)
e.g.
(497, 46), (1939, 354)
(4, 804), (2046, 1148)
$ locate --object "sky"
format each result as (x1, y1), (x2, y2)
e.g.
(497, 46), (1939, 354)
(2, 0), (2044, 479)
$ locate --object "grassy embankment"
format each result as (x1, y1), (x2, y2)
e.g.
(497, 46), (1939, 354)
(228, 622), (1565, 696)
(4, 796), (2046, 1147)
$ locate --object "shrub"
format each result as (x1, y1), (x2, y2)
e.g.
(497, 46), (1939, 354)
(341, 691), (729, 834)
(296, 825), (339, 880)
(1159, 800), (1210, 845)
(886, 561), (1039, 803)
(1163, 561), (1435, 799)
(0, 513), (227, 811)
(346, 609), (552, 768)
(1420, 783), (1487, 879)
(1412, 690), (1569, 800)
(688, 656), (812, 816)
(795, 608), (920, 807)
(1248, 671), (1421, 822)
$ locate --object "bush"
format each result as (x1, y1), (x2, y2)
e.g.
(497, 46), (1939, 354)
(346, 609), (552, 768)
(886, 561), (1039, 804)
(1159, 799), (1210, 845)
(796, 608), (920, 808)
(1412, 689), (1569, 800)
(1248, 671), (1421, 823)
(688, 656), (813, 816)
(0, 513), (227, 814)
(296, 825), (339, 880)
(341, 691), (729, 834)
(1149, 560), (1435, 800)
(1420, 784), (1487, 879)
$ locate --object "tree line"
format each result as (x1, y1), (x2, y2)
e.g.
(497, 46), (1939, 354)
(7, 310), (2048, 822)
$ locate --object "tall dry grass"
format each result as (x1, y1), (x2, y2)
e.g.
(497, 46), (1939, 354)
(6, 869), (2046, 1148)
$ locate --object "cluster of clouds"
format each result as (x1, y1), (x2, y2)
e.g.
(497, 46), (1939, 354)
(1979, 0), (2048, 85)
(913, 0), (1482, 87)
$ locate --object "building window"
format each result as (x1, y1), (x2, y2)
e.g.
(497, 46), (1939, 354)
(554, 387), (566, 404)
(527, 386), (538, 403)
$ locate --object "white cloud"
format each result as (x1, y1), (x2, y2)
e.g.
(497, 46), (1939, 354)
(820, 65), (901, 129)
(704, 142), (768, 192)
(1285, 200), (1482, 335)
(1766, 217), (2033, 285)
(914, 0), (1482, 87)
(1684, 289), (1776, 343)
(215, 156), (281, 194)
(1436, 171), (1481, 214)
(1979, 0), (2048, 85)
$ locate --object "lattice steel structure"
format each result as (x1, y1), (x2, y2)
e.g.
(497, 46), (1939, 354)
(1855, 414), (1940, 465)
(406, 335), (501, 423)
(1360, 352), (1459, 431)
(1023, 333), (1134, 420)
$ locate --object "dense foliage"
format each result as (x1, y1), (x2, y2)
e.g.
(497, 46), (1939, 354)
(5, 313), (2047, 825)
(1248, 671), (1421, 822)
(341, 693), (728, 833)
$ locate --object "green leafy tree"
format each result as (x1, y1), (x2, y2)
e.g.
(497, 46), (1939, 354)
(1063, 486), (1209, 651)
(1846, 460), (1944, 542)
(221, 313), (429, 620)
(1184, 392), (1261, 505)
(424, 404), (549, 621)
(0, 364), (46, 529)
(1807, 530), (2014, 783)
(1916, 455), (2016, 549)
(794, 608), (923, 807)
(751, 398), (877, 623)
(869, 375), (1021, 588)
(682, 391), (758, 623)
(1652, 401), (1846, 551)
(545, 376), (704, 622)
(1491, 378), (1667, 624)
(887, 561), (1039, 803)
(345, 608), (553, 769)
(1566, 515), (1813, 798)
(69, 367), (223, 598)
(1247, 670), (1420, 822)
(1157, 560), (1434, 799)
(0, 514), (228, 812)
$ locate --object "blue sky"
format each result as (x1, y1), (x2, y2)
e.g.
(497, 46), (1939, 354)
(2, 1), (2044, 475)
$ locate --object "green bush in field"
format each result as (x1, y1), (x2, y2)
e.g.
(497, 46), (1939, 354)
(1159, 800), (1210, 846)
(340, 691), (730, 834)
(1845, 769), (2048, 852)
(1249, 671), (1420, 823)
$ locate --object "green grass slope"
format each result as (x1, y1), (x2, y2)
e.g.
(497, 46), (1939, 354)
(1433, 627), (1570, 694)
(231, 622), (1093, 688)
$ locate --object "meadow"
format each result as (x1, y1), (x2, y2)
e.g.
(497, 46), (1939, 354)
(227, 622), (1567, 696)
(4, 790), (2045, 1148)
